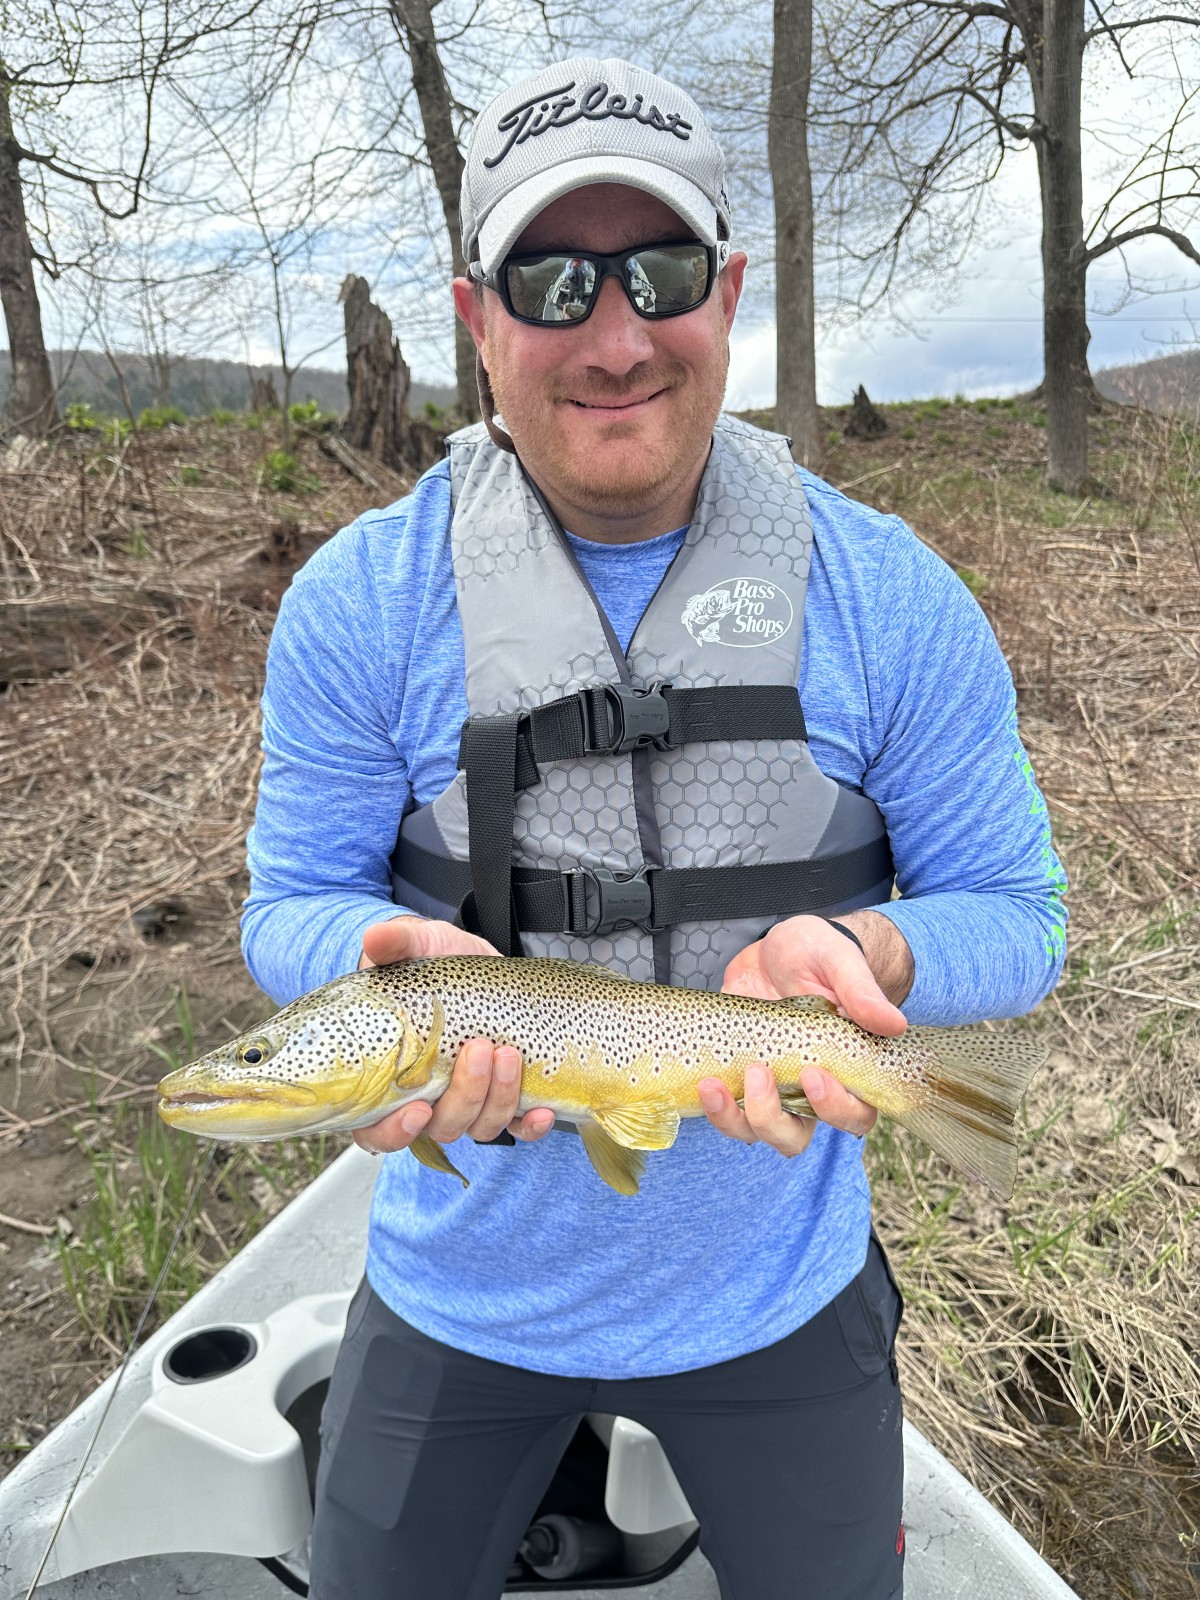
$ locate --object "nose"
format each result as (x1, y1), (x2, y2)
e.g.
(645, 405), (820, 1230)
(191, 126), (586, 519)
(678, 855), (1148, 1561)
(576, 274), (657, 376)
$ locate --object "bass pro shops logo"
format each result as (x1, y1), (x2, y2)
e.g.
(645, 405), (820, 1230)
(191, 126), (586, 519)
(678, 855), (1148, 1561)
(681, 578), (794, 647)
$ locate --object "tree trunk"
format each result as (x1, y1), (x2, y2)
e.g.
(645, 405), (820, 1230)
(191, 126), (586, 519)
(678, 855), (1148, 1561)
(769, 0), (819, 466)
(389, 0), (478, 423)
(1038, 0), (1090, 493)
(0, 75), (56, 436)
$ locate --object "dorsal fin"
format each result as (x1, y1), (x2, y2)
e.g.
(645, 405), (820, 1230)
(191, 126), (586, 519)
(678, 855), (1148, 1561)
(777, 994), (838, 1015)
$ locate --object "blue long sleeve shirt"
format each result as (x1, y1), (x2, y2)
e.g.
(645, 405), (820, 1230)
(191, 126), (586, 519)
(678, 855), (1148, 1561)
(242, 452), (1066, 1377)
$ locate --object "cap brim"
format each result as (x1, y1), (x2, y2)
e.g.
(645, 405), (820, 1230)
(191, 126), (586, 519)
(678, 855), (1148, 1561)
(476, 156), (718, 273)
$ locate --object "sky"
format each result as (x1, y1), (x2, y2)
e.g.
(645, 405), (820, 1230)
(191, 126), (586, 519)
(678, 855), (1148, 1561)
(727, 131), (1200, 410)
(22, 13), (1200, 409)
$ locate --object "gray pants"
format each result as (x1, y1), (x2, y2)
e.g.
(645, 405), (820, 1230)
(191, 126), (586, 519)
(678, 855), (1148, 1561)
(311, 1234), (905, 1600)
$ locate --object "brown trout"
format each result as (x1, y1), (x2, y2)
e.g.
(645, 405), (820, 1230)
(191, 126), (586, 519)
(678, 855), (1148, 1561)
(156, 955), (1046, 1196)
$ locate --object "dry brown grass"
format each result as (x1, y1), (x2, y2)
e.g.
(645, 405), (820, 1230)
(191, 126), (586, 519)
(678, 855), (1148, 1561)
(1, 399), (1198, 1595)
(814, 397), (1200, 1599)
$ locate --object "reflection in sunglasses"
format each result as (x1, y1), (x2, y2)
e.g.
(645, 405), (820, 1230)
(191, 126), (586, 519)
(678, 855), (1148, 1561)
(626, 259), (657, 313)
(542, 258), (596, 321)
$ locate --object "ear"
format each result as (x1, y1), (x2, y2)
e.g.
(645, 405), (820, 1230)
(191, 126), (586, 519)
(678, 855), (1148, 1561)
(720, 250), (748, 333)
(453, 277), (489, 368)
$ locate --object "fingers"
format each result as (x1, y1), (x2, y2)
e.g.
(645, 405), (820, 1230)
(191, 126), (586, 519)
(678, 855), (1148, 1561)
(722, 918), (908, 1038)
(698, 1067), (816, 1157)
(355, 1039), (557, 1157)
(697, 1062), (878, 1155)
(353, 1101), (432, 1155)
(423, 1039), (508, 1143)
(829, 957), (907, 1038)
(799, 1066), (878, 1137)
(509, 1108), (557, 1142)
(360, 915), (500, 971)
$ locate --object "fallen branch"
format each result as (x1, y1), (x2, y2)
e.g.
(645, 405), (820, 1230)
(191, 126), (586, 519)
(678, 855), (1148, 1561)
(0, 1210), (55, 1237)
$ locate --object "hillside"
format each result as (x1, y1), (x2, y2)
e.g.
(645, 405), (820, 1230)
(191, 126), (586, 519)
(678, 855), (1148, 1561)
(0, 348), (456, 423)
(1094, 347), (1200, 415)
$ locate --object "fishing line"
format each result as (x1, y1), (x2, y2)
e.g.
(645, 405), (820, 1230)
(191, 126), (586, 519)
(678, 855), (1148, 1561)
(23, 1142), (217, 1599)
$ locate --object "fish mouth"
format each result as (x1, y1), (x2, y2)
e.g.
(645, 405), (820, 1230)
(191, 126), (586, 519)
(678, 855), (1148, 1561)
(156, 1077), (320, 1115)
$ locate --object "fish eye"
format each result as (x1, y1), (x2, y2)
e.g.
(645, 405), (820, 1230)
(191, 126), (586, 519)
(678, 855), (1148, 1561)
(238, 1037), (273, 1066)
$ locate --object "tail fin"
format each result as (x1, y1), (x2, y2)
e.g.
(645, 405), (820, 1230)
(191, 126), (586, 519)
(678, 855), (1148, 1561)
(893, 1028), (1047, 1198)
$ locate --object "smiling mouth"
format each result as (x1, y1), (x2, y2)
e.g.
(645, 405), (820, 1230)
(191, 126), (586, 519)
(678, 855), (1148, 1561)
(569, 389), (665, 411)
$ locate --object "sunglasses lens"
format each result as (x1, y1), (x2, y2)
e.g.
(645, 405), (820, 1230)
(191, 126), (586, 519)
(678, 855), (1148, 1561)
(625, 245), (710, 314)
(505, 255), (598, 322)
(503, 244), (712, 324)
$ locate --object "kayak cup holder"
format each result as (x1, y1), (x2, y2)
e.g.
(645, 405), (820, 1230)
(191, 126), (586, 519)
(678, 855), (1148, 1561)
(162, 1325), (258, 1384)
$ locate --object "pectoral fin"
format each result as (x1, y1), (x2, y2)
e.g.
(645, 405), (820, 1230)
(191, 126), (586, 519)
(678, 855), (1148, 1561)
(579, 1122), (645, 1196)
(409, 1133), (469, 1188)
(395, 996), (446, 1090)
(591, 1100), (681, 1150)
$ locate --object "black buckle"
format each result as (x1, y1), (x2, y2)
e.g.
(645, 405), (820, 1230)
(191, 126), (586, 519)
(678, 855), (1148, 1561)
(584, 684), (672, 755)
(566, 864), (654, 935)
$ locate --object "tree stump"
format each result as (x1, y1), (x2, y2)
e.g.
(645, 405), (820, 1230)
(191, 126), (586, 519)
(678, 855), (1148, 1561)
(249, 376), (280, 412)
(845, 384), (888, 439)
(338, 275), (442, 476)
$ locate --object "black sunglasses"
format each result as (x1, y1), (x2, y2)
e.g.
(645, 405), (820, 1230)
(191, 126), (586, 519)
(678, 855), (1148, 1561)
(469, 240), (731, 327)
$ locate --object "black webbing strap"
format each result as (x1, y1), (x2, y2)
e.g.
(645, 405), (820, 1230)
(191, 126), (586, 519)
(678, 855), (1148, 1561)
(395, 834), (894, 939)
(461, 713), (523, 955)
(457, 684), (809, 793)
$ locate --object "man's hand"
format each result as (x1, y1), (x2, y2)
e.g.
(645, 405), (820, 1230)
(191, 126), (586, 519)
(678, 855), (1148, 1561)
(698, 911), (914, 1157)
(353, 916), (556, 1155)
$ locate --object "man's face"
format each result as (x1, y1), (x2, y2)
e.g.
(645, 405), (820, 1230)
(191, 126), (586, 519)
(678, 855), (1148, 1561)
(454, 185), (747, 524)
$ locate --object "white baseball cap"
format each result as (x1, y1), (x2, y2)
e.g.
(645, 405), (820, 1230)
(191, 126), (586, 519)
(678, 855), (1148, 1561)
(461, 58), (731, 275)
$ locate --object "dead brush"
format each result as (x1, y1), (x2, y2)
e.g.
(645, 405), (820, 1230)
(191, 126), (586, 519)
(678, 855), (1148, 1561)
(2, 406), (1198, 1596)
(859, 403), (1200, 1598)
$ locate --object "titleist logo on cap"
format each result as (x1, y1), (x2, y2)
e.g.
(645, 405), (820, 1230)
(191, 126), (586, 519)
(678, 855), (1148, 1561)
(484, 79), (694, 170)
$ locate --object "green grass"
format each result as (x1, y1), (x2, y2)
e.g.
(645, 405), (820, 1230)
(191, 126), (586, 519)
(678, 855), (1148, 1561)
(259, 449), (319, 494)
(138, 404), (188, 430)
(57, 987), (337, 1347)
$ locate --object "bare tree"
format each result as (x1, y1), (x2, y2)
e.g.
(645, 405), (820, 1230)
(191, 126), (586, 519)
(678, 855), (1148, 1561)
(387, 0), (479, 421)
(818, 1), (1200, 492)
(769, 0), (819, 463)
(0, 2), (266, 437)
(0, 66), (56, 433)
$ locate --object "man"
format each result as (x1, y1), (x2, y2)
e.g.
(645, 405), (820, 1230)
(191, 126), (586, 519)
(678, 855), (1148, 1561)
(242, 57), (1067, 1600)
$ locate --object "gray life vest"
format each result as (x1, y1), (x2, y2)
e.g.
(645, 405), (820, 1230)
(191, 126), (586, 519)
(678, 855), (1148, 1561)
(390, 412), (893, 991)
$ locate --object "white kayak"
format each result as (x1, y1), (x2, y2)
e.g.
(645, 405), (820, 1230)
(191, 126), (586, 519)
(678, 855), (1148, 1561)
(0, 1147), (1080, 1600)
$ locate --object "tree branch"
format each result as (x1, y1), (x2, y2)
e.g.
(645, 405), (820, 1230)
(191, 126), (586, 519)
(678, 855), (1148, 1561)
(1086, 223), (1200, 268)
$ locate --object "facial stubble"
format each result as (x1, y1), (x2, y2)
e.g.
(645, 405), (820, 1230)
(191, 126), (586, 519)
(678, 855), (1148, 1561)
(483, 317), (731, 522)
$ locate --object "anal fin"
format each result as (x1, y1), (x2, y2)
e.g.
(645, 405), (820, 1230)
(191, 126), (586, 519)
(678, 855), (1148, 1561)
(409, 1133), (469, 1189)
(579, 1122), (645, 1196)
(592, 1100), (681, 1150)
